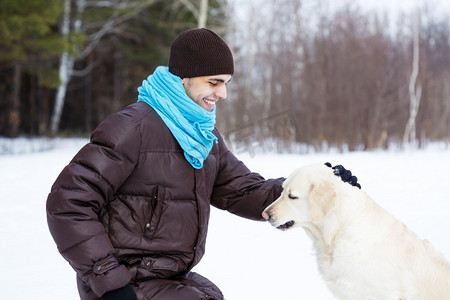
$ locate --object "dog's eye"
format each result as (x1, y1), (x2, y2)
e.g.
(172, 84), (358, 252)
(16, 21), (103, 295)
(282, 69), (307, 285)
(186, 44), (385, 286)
(288, 193), (298, 200)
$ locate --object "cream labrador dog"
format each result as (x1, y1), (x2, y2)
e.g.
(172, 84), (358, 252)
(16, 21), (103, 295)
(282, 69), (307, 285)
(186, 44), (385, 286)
(262, 163), (450, 300)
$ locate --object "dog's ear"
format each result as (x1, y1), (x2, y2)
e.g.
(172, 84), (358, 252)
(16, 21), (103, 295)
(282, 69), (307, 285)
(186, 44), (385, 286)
(308, 181), (336, 222)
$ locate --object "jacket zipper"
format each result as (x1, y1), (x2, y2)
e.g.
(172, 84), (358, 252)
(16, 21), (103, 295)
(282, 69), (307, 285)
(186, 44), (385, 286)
(145, 186), (158, 231)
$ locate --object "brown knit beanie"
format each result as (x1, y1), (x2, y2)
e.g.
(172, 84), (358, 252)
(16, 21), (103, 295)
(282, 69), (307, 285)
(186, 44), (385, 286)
(169, 28), (234, 78)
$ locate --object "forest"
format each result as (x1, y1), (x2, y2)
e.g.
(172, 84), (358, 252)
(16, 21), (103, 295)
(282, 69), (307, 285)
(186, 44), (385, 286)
(1, 0), (449, 153)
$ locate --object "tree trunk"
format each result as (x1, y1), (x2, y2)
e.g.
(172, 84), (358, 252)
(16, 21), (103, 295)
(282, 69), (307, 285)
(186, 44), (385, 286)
(113, 51), (122, 112)
(84, 53), (93, 133)
(8, 62), (21, 137)
(50, 0), (87, 136)
(403, 11), (422, 147)
(50, 51), (74, 136)
(38, 87), (50, 135)
(198, 0), (208, 27)
(49, 0), (72, 136)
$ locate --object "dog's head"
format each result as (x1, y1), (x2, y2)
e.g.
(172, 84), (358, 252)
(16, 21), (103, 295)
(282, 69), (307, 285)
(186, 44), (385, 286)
(262, 164), (338, 230)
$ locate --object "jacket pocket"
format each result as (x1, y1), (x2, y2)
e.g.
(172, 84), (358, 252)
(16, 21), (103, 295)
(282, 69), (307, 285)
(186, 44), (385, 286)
(106, 187), (164, 247)
(136, 256), (183, 281)
(93, 256), (120, 275)
(144, 186), (163, 235)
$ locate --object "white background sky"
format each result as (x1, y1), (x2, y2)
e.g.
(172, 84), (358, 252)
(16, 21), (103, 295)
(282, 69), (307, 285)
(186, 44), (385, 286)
(231, 0), (450, 20)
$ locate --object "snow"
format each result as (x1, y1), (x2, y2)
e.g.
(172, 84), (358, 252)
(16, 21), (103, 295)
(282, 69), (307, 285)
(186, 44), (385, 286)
(1, 138), (449, 299)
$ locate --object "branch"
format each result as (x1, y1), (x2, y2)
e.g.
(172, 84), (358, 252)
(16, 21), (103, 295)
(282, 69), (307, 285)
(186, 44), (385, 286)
(77, 0), (159, 60)
(178, 0), (199, 20)
(70, 60), (101, 77)
(84, 1), (137, 9)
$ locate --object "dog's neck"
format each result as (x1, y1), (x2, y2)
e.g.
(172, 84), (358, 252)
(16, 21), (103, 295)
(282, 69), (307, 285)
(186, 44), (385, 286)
(306, 191), (374, 268)
(303, 213), (345, 266)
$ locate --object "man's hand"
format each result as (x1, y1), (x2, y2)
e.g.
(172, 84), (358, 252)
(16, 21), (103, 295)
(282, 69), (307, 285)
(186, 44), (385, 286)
(325, 162), (361, 189)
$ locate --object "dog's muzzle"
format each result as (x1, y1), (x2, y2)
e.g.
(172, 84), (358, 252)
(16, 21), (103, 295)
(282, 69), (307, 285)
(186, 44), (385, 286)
(263, 209), (295, 230)
(276, 220), (295, 230)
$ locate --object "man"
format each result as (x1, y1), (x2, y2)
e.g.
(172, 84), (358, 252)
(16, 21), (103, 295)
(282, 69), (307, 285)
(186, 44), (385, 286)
(46, 28), (285, 300)
(46, 28), (358, 300)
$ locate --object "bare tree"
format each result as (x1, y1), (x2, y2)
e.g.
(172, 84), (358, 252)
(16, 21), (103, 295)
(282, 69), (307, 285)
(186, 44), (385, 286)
(403, 10), (422, 147)
(178, 0), (209, 27)
(49, 0), (160, 136)
(49, 0), (80, 136)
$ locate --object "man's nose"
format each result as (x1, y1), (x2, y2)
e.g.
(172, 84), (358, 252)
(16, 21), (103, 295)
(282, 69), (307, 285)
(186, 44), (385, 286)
(214, 85), (227, 100)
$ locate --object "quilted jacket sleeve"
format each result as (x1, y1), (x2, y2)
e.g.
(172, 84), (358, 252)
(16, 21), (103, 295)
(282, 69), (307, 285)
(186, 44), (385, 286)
(210, 132), (284, 221)
(46, 107), (143, 297)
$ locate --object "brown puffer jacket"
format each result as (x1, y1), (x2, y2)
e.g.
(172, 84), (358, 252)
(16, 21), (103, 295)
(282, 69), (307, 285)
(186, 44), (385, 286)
(46, 102), (284, 299)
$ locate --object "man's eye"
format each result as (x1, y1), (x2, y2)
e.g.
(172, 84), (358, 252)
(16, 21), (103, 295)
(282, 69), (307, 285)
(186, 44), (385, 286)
(209, 81), (217, 86)
(288, 193), (298, 200)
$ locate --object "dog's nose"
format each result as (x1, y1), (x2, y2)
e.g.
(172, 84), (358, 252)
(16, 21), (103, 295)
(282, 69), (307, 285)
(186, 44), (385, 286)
(262, 210), (270, 220)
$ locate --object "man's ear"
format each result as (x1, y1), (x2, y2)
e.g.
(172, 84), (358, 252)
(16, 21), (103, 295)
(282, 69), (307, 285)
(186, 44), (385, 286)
(308, 181), (336, 223)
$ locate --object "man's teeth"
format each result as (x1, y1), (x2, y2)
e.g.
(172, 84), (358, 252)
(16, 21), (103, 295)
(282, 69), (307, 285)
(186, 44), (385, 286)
(204, 99), (215, 105)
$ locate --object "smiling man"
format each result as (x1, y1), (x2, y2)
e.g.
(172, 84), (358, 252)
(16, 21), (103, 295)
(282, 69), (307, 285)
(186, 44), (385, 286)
(182, 74), (231, 111)
(46, 28), (285, 300)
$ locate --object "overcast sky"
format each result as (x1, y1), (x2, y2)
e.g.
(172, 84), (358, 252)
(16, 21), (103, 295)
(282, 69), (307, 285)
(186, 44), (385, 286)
(350, 0), (450, 13)
(228, 0), (450, 37)
(230, 0), (450, 18)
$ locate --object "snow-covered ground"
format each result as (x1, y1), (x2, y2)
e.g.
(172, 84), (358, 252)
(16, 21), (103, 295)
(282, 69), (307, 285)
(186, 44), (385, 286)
(1, 138), (449, 299)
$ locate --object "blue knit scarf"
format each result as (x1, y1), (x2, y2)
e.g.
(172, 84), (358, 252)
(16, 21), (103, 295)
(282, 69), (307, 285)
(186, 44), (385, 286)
(137, 66), (218, 169)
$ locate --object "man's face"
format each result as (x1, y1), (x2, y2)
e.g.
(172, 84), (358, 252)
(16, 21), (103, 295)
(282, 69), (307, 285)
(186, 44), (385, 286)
(181, 74), (232, 111)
